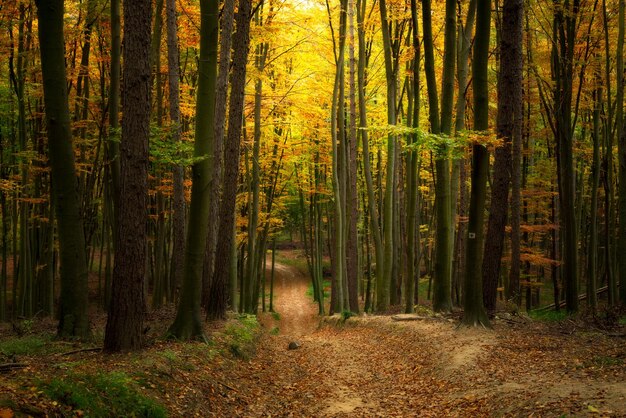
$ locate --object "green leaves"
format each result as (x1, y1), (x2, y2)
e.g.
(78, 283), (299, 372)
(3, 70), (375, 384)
(149, 123), (204, 166)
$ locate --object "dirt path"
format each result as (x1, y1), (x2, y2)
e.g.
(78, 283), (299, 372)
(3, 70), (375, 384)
(210, 260), (626, 417)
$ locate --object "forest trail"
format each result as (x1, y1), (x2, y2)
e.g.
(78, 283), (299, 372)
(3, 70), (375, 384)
(208, 256), (626, 417)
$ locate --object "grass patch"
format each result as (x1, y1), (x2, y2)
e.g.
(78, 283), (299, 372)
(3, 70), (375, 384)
(619, 316), (626, 326)
(41, 371), (166, 417)
(592, 355), (623, 367)
(0, 335), (50, 357)
(223, 314), (260, 360)
(271, 311), (281, 321)
(306, 279), (331, 301)
(270, 327), (280, 335)
(529, 310), (569, 322)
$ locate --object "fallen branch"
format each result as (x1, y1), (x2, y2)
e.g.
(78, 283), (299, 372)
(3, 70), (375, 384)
(59, 347), (102, 356)
(0, 363), (27, 372)
(391, 314), (429, 322)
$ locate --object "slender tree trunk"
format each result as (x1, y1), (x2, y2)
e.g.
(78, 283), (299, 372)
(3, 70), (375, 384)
(377, 0), (396, 312)
(357, 0), (383, 314)
(207, 0), (252, 320)
(346, 0), (359, 313)
(103, 0), (152, 350)
(616, 0), (626, 305)
(165, 0), (185, 303)
(330, 0), (347, 314)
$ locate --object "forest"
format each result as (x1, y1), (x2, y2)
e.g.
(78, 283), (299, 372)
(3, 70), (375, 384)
(0, 0), (625, 415)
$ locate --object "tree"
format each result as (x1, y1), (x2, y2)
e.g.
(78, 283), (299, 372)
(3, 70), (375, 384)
(482, 0), (524, 314)
(166, 0), (185, 302)
(552, 0), (580, 314)
(207, 0), (253, 320)
(168, 0), (219, 339)
(35, 0), (90, 338)
(462, 0), (491, 327)
(103, 0), (152, 351)
(421, 0), (456, 313)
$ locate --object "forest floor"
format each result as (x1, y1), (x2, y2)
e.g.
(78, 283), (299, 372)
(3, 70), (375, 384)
(0, 250), (625, 417)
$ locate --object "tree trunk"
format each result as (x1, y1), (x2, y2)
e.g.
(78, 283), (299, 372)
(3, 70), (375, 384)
(207, 0), (252, 320)
(553, 0), (580, 314)
(201, 0), (235, 310)
(103, 0), (152, 350)
(35, 0), (90, 339)
(165, 0), (185, 303)
(462, 0), (491, 327)
(168, 0), (218, 339)
(482, 0), (523, 314)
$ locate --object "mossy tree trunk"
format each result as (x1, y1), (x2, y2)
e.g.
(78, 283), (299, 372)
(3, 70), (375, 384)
(35, 0), (91, 339)
(462, 0), (491, 327)
(168, 0), (219, 338)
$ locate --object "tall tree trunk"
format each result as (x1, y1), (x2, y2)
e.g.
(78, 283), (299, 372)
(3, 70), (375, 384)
(166, 0), (185, 303)
(616, 0), (626, 305)
(482, 0), (523, 314)
(103, 0), (152, 350)
(330, 0), (347, 314)
(377, 0), (396, 311)
(105, 0), (121, 259)
(406, 0), (421, 313)
(202, 0), (235, 310)
(462, 0), (491, 327)
(357, 0), (383, 314)
(346, 0), (359, 313)
(452, 0), (476, 307)
(207, 0), (252, 320)
(169, 0), (218, 338)
(421, 0), (455, 312)
(35, 0), (90, 339)
(553, 0), (580, 314)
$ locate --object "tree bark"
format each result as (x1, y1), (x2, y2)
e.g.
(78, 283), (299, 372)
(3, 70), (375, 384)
(482, 0), (523, 314)
(207, 0), (252, 320)
(35, 0), (91, 339)
(104, 0), (152, 350)
(462, 0), (491, 327)
(169, 0), (218, 339)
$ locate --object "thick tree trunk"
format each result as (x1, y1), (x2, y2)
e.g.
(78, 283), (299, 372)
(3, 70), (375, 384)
(482, 0), (523, 314)
(201, 0), (235, 310)
(553, 0), (580, 314)
(169, 0), (218, 338)
(35, 0), (90, 339)
(103, 0), (152, 350)
(462, 0), (491, 327)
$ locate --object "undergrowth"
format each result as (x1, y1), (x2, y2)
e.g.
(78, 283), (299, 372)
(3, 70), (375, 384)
(0, 335), (51, 357)
(41, 371), (166, 417)
(223, 314), (260, 360)
(529, 310), (569, 322)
